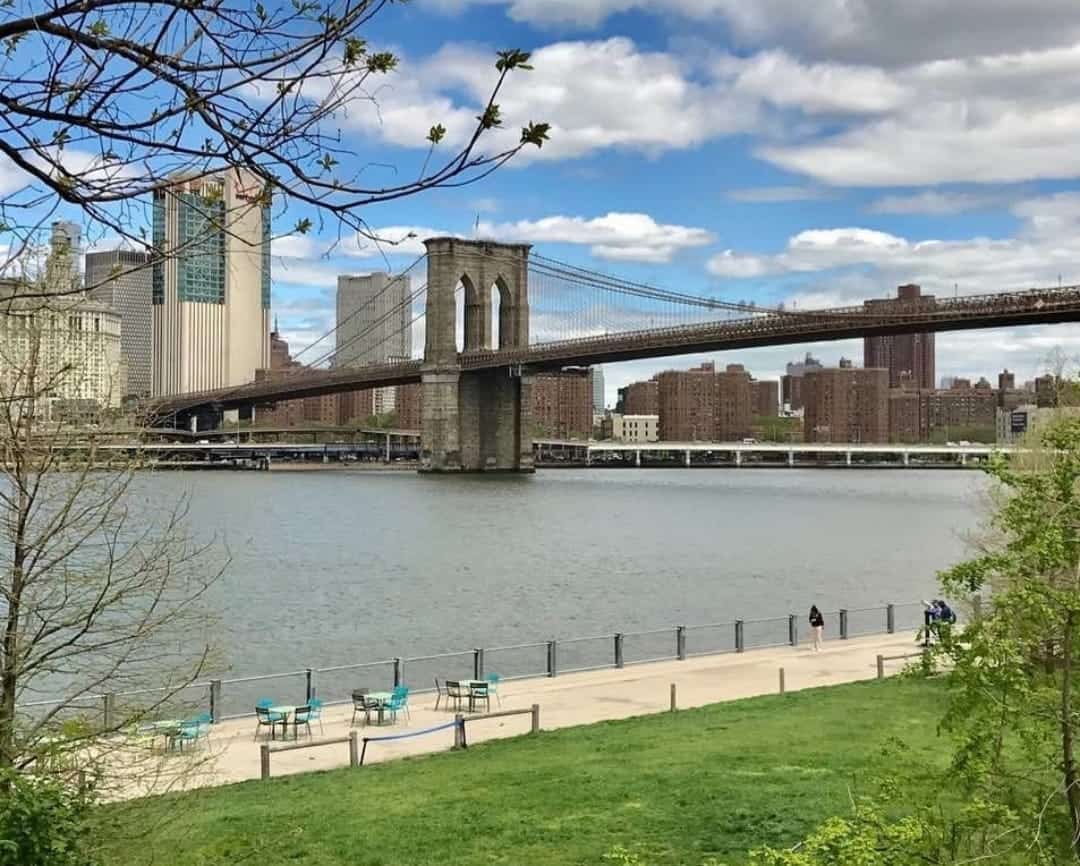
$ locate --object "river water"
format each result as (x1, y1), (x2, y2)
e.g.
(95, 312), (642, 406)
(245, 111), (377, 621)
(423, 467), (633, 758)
(125, 468), (986, 712)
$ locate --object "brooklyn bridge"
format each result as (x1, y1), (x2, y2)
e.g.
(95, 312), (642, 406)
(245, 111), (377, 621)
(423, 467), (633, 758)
(150, 237), (1080, 472)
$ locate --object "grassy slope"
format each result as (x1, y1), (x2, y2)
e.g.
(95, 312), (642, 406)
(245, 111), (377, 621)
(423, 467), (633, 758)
(99, 678), (946, 866)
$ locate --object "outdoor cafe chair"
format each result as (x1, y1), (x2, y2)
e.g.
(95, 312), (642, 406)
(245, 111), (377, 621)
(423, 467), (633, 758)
(350, 693), (371, 727)
(384, 688), (409, 724)
(445, 680), (465, 711)
(392, 685), (411, 720)
(308, 698), (325, 734)
(254, 705), (284, 740)
(469, 681), (491, 714)
(484, 672), (503, 707)
(433, 677), (446, 711)
(293, 705), (314, 739)
(174, 713), (212, 750)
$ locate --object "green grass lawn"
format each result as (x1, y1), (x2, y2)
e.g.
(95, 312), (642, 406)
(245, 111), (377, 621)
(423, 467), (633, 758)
(98, 678), (948, 866)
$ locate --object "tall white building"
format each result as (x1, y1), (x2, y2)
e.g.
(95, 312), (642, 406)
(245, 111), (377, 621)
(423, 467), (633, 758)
(151, 169), (270, 397)
(592, 366), (605, 412)
(336, 272), (412, 415)
(335, 272), (412, 367)
(86, 249), (152, 398)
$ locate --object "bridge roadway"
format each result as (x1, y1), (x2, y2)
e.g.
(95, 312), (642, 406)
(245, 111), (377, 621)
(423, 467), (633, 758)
(150, 282), (1080, 416)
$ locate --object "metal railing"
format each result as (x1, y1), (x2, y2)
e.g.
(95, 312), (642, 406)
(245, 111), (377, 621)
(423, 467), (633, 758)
(16, 598), (964, 725)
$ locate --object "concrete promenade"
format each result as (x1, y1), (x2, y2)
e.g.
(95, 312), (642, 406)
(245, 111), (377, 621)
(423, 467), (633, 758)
(129, 631), (924, 796)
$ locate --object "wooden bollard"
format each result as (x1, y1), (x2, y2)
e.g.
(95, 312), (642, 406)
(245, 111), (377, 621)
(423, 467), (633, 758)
(260, 743), (270, 780)
(670, 683), (677, 712)
(876, 655), (885, 680)
(349, 731), (359, 767)
(779, 667), (786, 695)
(530, 703), (540, 734)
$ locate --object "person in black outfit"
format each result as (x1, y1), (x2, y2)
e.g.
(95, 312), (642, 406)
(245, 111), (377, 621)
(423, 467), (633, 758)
(809, 605), (825, 652)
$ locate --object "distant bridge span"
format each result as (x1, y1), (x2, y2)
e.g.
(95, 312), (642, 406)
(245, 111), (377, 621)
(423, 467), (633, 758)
(152, 282), (1080, 415)
(147, 238), (1080, 472)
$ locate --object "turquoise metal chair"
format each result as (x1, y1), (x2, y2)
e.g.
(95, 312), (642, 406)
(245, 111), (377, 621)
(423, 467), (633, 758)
(256, 698), (285, 723)
(173, 713), (211, 751)
(308, 698), (325, 734)
(484, 672), (503, 707)
(385, 687), (410, 722)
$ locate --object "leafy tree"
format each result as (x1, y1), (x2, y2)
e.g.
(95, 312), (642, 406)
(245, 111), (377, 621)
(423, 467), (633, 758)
(0, 768), (99, 866)
(931, 414), (1080, 861)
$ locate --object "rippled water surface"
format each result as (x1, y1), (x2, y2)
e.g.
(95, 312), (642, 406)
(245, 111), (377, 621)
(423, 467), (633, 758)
(127, 467), (985, 696)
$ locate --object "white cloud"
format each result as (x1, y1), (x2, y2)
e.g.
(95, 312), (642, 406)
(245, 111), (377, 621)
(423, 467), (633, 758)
(322, 37), (760, 162)
(726, 186), (828, 203)
(707, 192), (1080, 296)
(432, 1), (1080, 66)
(478, 212), (713, 263)
(868, 191), (1012, 215)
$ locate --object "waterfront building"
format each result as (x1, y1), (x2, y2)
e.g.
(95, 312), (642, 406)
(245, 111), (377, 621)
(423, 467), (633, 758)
(751, 379), (779, 418)
(151, 168), (271, 397)
(803, 360), (889, 443)
(888, 377), (998, 443)
(607, 413), (659, 442)
(85, 249), (152, 398)
(617, 378), (659, 415)
(532, 369), (593, 439)
(592, 366), (605, 412)
(396, 383), (423, 430)
(657, 362), (753, 441)
(863, 284), (936, 389)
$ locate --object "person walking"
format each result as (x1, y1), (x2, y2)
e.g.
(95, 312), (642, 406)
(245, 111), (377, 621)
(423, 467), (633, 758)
(808, 605), (825, 652)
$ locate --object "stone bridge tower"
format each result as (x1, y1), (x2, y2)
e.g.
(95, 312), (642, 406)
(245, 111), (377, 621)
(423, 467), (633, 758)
(421, 238), (535, 472)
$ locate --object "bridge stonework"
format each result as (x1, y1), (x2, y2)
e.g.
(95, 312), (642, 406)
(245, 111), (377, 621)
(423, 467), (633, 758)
(421, 238), (535, 472)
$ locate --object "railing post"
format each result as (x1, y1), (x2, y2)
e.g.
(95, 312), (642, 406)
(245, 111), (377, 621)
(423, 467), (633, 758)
(886, 604), (895, 634)
(531, 704), (540, 734)
(260, 744), (270, 780)
(839, 609), (849, 640)
(349, 731), (359, 767)
(735, 619), (745, 653)
(103, 693), (115, 730)
(473, 648), (485, 681)
(210, 679), (222, 723)
(305, 668), (315, 702)
(788, 615), (798, 647)
(876, 655), (885, 680)
(676, 625), (687, 661)
(453, 714), (464, 748)
(614, 633), (624, 669)
(546, 641), (558, 677)
(393, 657), (402, 688)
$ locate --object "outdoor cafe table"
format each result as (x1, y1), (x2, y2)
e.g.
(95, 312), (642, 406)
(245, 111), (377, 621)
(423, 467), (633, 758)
(267, 705), (296, 740)
(146, 720), (183, 750)
(365, 692), (394, 725)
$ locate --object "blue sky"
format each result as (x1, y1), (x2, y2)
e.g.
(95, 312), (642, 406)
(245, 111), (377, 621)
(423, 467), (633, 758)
(17, 0), (1080, 405)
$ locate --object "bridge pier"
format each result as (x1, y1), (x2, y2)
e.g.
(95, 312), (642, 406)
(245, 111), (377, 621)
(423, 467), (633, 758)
(787, 450), (794, 467)
(420, 238), (535, 473)
(735, 450), (742, 467)
(846, 451), (852, 466)
(684, 450), (691, 468)
(902, 452), (910, 467)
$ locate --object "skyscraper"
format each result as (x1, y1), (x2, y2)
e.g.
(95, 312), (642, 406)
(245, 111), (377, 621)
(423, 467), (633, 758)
(46, 220), (82, 293)
(863, 284), (936, 389)
(335, 272), (412, 367)
(86, 249), (152, 398)
(592, 366), (605, 412)
(151, 169), (270, 397)
(336, 272), (412, 417)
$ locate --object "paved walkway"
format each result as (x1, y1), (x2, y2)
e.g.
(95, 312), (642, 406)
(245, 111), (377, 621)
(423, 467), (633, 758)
(118, 632), (925, 797)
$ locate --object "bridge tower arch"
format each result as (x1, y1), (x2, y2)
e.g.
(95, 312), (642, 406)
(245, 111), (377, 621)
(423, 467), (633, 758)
(421, 237), (535, 472)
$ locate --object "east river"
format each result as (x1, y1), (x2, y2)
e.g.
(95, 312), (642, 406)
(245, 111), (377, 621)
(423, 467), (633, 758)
(123, 467), (986, 708)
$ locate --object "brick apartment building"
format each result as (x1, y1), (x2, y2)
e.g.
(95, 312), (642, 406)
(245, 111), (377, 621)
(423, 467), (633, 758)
(802, 360), (889, 443)
(617, 378), (659, 415)
(887, 377), (997, 443)
(863, 284), (936, 389)
(656, 362), (755, 441)
(751, 379), (779, 418)
(532, 368), (594, 439)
